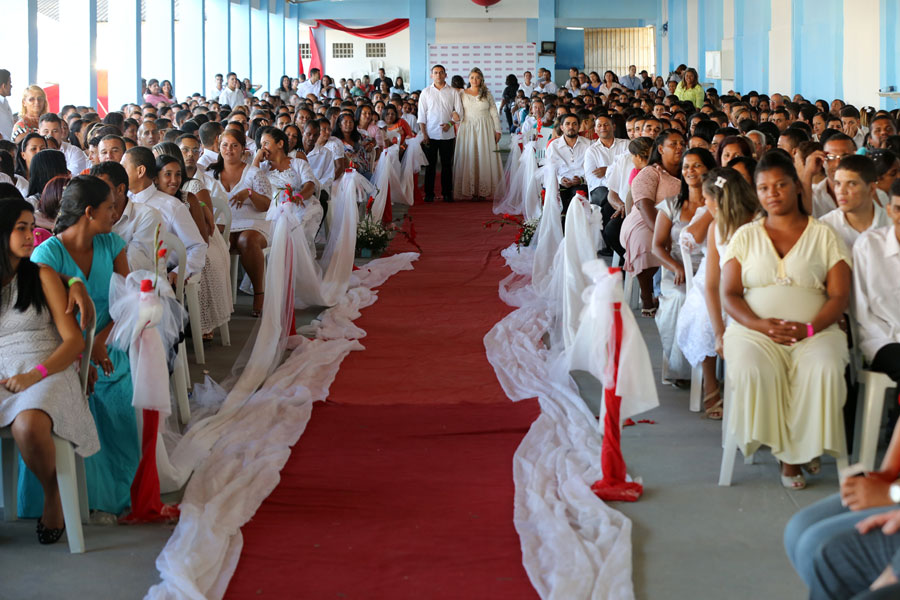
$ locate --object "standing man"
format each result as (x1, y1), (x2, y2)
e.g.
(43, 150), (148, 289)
(0, 69), (13, 141)
(218, 72), (246, 108)
(298, 68), (323, 100)
(621, 65), (642, 91)
(418, 64), (462, 203)
(209, 73), (224, 99)
(520, 71), (535, 97)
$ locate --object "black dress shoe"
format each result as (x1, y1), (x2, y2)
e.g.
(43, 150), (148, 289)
(598, 247), (614, 258)
(424, 196), (435, 203)
(37, 518), (65, 545)
(443, 196), (455, 203)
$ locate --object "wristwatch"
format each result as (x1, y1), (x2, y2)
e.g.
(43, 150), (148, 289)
(890, 482), (900, 504)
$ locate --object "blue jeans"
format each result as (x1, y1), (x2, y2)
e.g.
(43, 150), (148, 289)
(784, 493), (895, 597)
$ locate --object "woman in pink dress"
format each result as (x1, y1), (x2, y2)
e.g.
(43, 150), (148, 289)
(620, 130), (685, 315)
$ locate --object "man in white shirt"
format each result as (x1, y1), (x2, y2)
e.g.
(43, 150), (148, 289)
(519, 71), (535, 97)
(839, 105), (868, 149)
(584, 114), (630, 256)
(301, 120), (335, 198)
(0, 69), (13, 141)
(417, 64), (463, 202)
(546, 114), (591, 213)
(197, 121), (223, 170)
(851, 185), (900, 384)
(122, 147), (207, 282)
(91, 160), (163, 273)
(297, 68), (323, 101)
(38, 113), (89, 175)
(209, 73), (224, 100)
(536, 69), (558, 94)
(620, 65), (642, 91)
(98, 135), (126, 164)
(803, 133), (856, 218)
(821, 155), (890, 249)
(218, 72), (246, 109)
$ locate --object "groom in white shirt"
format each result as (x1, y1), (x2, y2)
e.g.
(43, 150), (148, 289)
(417, 64), (462, 202)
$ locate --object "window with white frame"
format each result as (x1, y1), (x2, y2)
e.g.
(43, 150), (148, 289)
(332, 43), (354, 59)
(299, 43), (311, 60)
(366, 42), (387, 58)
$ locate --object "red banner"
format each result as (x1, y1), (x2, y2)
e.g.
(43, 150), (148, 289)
(314, 19), (409, 39)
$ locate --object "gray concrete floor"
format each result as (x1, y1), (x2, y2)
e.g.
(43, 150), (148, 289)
(0, 207), (836, 599)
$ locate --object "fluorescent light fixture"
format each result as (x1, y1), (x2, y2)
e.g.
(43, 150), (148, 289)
(566, 26), (584, 30)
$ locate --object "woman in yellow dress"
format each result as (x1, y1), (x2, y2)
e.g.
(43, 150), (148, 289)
(721, 151), (852, 490)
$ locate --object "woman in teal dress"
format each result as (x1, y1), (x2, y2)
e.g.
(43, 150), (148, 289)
(20, 175), (137, 517)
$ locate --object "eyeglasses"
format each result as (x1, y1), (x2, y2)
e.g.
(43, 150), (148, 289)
(181, 147), (202, 155)
(825, 153), (850, 162)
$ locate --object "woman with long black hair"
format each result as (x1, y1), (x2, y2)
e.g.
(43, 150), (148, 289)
(0, 196), (98, 543)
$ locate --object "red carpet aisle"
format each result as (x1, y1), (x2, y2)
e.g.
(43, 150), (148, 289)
(226, 203), (541, 599)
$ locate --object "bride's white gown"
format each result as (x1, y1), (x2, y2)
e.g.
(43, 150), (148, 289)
(453, 91), (503, 199)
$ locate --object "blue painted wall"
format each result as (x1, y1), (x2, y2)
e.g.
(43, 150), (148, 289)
(792, 0), (842, 101)
(555, 27), (584, 69)
(733, 0), (770, 94)
(697, 0), (723, 91)
(666, 0), (688, 75)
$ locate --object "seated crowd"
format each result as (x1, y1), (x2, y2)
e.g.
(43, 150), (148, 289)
(1, 59), (900, 597)
(0, 65), (421, 545)
(503, 63), (900, 598)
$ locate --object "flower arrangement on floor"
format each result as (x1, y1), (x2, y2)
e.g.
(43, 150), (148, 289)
(483, 213), (539, 250)
(356, 197), (423, 258)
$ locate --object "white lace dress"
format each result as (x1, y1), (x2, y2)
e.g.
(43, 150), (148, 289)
(207, 165), (273, 241)
(655, 198), (704, 381)
(675, 219), (718, 367)
(182, 179), (233, 334)
(0, 279), (99, 456)
(264, 160), (323, 254)
(452, 91), (503, 199)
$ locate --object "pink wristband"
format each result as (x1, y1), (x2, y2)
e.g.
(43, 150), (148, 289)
(34, 364), (48, 379)
(806, 323), (815, 338)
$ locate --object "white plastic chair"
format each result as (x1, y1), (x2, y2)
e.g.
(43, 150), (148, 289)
(210, 193), (232, 347)
(852, 370), (897, 471)
(1, 297), (96, 553)
(163, 233), (205, 366)
(680, 243), (702, 413)
(161, 233), (192, 425)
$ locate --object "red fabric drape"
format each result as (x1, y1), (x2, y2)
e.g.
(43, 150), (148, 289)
(121, 410), (180, 523)
(308, 29), (323, 74)
(591, 275), (644, 503)
(314, 19), (409, 39)
(298, 49), (305, 76)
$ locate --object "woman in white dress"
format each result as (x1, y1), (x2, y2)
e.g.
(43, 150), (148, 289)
(207, 129), (272, 317)
(674, 166), (759, 418)
(452, 68), (503, 201)
(651, 148), (716, 386)
(254, 127), (319, 253)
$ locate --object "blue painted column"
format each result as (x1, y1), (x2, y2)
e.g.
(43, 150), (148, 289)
(251, 0), (270, 91)
(143, 0), (175, 86)
(108, 0), (142, 108)
(177, 0), (205, 100)
(59, 0), (98, 107)
(206, 0), (231, 95)
(3, 0), (38, 92)
(285, 4), (300, 78)
(409, 0), (427, 90)
(536, 0), (556, 73)
(270, 0), (285, 92)
(231, 0), (251, 80)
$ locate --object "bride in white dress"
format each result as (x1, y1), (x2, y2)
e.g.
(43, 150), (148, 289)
(452, 68), (503, 201)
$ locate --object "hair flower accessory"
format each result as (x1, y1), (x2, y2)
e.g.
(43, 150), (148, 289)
(715, 176), (727, 189)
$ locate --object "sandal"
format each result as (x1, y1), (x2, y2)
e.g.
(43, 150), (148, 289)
(641, 306), (658, 318)
(781, 473), (807, 490)
(36, 518), (65, 545)
(202, 332), (214, 341)
(703, 390), (723, 420)
(250, 292), (264, 318)
(781, 463), (807, 490)
(802, 457), (822, 476)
